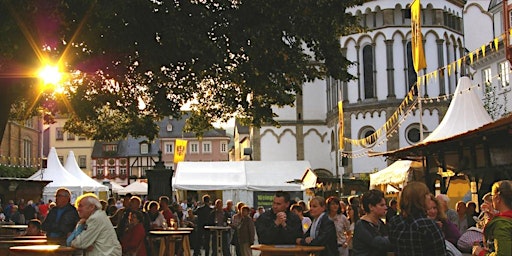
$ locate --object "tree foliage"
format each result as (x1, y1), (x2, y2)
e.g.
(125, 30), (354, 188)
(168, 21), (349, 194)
(0, 0), (363, 141)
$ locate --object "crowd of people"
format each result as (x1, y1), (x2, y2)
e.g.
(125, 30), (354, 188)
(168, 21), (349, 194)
(2, 180), (511, 256)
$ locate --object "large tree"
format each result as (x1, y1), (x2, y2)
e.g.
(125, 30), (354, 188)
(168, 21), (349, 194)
(0, 0), (363, 142)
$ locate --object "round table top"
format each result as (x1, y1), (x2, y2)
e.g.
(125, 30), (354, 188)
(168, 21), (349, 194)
(251, 244), (325, 253)
(0, 239), (47, 244)
(9, 244), (76, 252)
(149, 230), (191, 236)
(0, 225), (28, 229)
(204, 225), (231, 231)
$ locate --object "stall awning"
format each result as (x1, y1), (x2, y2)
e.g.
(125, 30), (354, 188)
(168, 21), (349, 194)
(370, 160), (413, 188)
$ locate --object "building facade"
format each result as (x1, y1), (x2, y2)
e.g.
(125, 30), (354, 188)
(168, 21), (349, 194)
(46, 117), (95, 175)
(158, 115), (230, 166)
(91, 114), (230, 185)
(248, 0), (502, 182)
(0, 116), (43, 169)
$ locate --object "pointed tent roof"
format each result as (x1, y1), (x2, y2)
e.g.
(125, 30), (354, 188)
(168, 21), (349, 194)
(29, 147), (83, 200)
(423, 76), (493, 143)
(117, 180), (148, 195)
(372, 76), (494, 159)
(64, 151), (108, 192)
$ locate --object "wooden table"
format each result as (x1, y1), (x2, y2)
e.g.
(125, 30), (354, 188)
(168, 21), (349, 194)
(9, 245), (77, 256)
(149, 229), (192, 256)
(0, 225), (28, 235)
(204, 226), (231, 256)
(0, 225), (28, 230)
(0, 239), (48, 255)
(0, 236), (47, 240)
(251, 244), (325, 256)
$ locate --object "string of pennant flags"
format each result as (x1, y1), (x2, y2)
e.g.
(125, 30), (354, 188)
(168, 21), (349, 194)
(0, 155), (42, 168)
(339, 69), (510, 158)
(416, 31), (509, 88)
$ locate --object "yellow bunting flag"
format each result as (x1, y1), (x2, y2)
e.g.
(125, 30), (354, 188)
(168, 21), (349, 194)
(411, 0), (427, 73)
(173, 139), (188, 163)
(481, 45), (486, 57)
(494, 38), (499, 51)
(338, 101), (344, 150)
(469, 52), (474, 64)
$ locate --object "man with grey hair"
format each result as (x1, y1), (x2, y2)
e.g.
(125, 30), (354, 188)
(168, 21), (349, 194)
(42, 188), (79, 241)
(436, 194), (459, 225)
(67, 193), (121, 256)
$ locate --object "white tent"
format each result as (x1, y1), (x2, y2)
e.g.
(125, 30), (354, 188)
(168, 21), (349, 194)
(100, 179), (125, 193)
(174, 161), (313, 206)
(64, 151), (108, 196)
(29, 147), (83, 203)
(423, 76), (493, 143)
(117, 180), (148, 195)
(371, 77), (493, 189)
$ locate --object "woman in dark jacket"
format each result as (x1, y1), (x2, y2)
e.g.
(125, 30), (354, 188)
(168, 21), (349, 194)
(296, 196), (337, 256)
(352, 189), (391, 256)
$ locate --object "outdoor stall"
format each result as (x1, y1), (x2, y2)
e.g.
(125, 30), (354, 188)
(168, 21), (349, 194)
(64, 151), (108, 200)
(173, 161), (314, 208)
(28, 148), (83, 203)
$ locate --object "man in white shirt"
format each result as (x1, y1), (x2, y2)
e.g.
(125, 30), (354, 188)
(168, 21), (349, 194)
(68, 194), (121, 256)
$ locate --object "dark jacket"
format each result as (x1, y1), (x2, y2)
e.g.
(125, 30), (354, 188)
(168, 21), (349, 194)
(255, 209), (302, 245)
(194, 204), (212, 229)
(42, 203), (79, 238)
(298, 213), (337, 256)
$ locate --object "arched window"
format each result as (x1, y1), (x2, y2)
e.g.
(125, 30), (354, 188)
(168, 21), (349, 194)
(363, 45), (374, 99)
(358, 126), (376, 148)
(406, 42), (417, 90)
(405, 123), (428, 145)
(331, 131), (336, 152)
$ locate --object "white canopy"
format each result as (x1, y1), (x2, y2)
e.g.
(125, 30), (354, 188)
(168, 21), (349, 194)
(29, 147), (83, 203)
(174, 161), (313, 206)
(105, 180), (125, 193)
(117, 180), (148, 195)
(174, 161), (247, 191)
(244, 161), (313, 191)
(370, 160), (413, 188)
(64, 151), (108, 194)
(174, 161), (312, 191)
(424, 76), (493, 142)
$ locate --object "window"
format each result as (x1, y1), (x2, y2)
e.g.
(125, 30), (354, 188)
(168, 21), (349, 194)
(23, 138), (32, 166)
(56, 127), (64, 140)
(405, 123), (428, 145)
(108, 167), (116, 176)
(220, 142), (228, 153)
(363, 45), (374, 99)
(166, 123), (173, 131)
(67, 133), (75, 141)
(78, 136), (87, 141)
(358, 126), (376, 148)
(164, 142), (174, 154)
(78, 155), (87, 168)
(499, 61), (510, 88)
(140, 143), (149, 154)
(202, 141), (212, 153)
(119, 167), (127, 176)
(96, 168), (104, 177)
(482, 68), (492, 86)
(58, 156), (64, 164)
(406, 42), (417, 90)
(25, 118), (33, 128)
(104, 144), (117, 152)
(190, 142), (199, 154)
